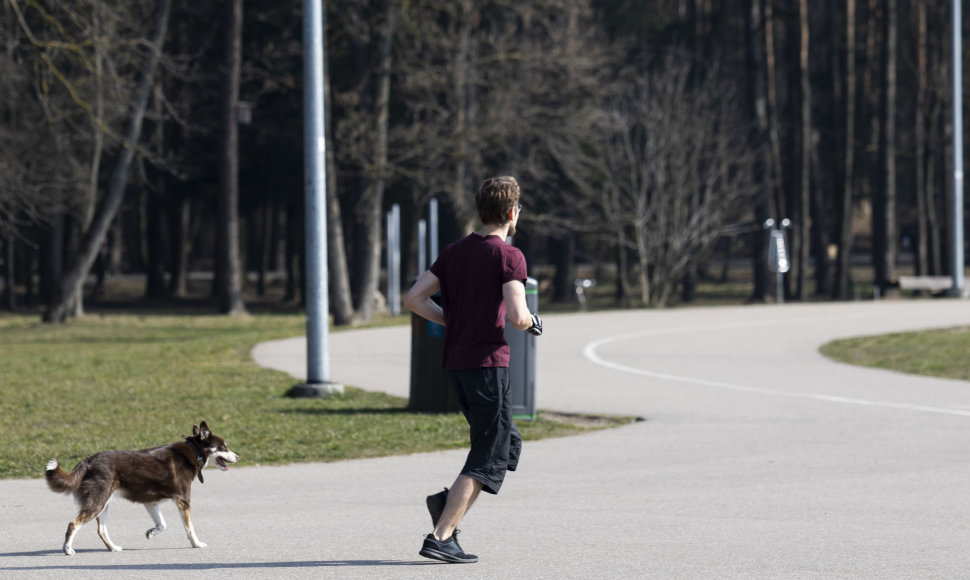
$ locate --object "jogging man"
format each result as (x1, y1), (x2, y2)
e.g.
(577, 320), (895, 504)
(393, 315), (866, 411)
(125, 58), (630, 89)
(404, 175), (542, 564)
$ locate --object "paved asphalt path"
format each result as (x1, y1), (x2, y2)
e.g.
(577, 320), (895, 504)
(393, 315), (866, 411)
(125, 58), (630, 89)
(3, 300), (970, 579)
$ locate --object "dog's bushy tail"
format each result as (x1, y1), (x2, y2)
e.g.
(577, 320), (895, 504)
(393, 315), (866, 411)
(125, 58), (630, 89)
(45, 459), (85, 494)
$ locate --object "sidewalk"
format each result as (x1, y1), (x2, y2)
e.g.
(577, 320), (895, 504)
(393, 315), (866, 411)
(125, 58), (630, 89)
(4, 300), (970, 578)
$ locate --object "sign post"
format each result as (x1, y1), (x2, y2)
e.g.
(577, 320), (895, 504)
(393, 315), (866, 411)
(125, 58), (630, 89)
(765, 218), (791, 304)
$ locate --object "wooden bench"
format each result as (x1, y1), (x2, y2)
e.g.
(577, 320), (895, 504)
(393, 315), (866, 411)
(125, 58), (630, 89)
(897, 275), (953, 293)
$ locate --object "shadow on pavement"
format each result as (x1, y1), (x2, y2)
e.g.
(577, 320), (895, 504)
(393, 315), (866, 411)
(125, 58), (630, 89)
(1, 558), (438, 571)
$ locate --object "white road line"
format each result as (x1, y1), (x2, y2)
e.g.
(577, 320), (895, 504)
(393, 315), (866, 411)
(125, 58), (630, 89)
(583, 318), (970, 418)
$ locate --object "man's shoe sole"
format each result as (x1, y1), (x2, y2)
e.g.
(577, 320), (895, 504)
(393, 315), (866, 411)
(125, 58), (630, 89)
(419, 546), (478, 564)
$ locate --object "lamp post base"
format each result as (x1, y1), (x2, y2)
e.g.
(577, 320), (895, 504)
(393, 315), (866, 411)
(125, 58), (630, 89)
(287, 381), (344, 398)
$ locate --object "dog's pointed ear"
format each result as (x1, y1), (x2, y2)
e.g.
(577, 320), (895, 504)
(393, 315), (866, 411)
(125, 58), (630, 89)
(199, 421), (211, 440)
(192, 424), (201, 437)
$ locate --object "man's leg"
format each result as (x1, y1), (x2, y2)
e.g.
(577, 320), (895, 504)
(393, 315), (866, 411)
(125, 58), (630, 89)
(433, 474), (483, 541)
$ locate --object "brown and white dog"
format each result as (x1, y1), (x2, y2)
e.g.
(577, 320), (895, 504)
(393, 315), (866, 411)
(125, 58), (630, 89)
(45, 421), (239, 555)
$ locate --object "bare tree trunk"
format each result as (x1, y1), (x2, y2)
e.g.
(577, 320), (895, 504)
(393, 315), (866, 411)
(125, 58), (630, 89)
(746, 0), (773, 302)
(614, 238), (630, 308)
(108, 219), (122, 274)
(835, 0), (857, 299)
(146, 85), (168, 299)
(635, 216), (650, 305)
(218, 0), (246, 315)
(134, 185), (149, 272)
(323, 3), (354, 325)
(929, 7), (948, 276)
(284, 203), (301, 303)
(351, 4), (396, 325)
(927, 72), (944, 276)
(764, 0), (786, 223)
(681, 263), (697, 304)
(43, 0), (172, 323)
(68, 0), (106, 317)
(169, 195), (192, 297)
(795, 0), (811, 300)
(2, 235), (13, 311)
(448, 0), (476, 236)
(327, 145), (353, 323)
(551, 236), (575, 303)
(873, 0), (897, 292)
(25, 245), (36, 307)
(40, 216), (61, 306)
(256, 204), (269, 296)
(811, 128), (830, 296)
(914, 0), (929, 276)
(862, 0), (880, 292)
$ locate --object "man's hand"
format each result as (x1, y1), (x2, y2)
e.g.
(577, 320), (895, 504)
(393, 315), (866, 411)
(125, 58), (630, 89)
(527, 313), (543, 336)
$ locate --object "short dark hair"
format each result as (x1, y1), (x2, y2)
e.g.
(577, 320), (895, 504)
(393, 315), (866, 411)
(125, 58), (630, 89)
(475, 176), (520, 225)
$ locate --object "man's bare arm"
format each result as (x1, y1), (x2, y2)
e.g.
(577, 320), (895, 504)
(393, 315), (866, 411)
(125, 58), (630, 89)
(404, 270), (445, 326)
(503, 280), (533, 330)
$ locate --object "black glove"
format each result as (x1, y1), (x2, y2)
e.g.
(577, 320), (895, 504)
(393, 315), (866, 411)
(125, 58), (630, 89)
(527, 313), (543, 336)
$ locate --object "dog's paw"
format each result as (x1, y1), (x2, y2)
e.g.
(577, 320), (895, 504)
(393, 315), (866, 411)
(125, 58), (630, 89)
(146, 528), (158, 540)
(63, 546), (75, 556)
(191, 541), (207, 549)
(108, 545), (123, 552)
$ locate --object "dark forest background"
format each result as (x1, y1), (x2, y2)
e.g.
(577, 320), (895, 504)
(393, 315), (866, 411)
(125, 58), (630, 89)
(0, 0), (966, 323)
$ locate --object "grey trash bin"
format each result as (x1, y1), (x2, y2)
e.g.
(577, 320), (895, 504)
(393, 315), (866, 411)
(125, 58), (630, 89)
(504, 277), (538, 420)
(408, 292), (461, 412)
(408, 278), (538, 418)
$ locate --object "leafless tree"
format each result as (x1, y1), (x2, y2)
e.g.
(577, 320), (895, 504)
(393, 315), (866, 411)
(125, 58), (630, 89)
(388, 0), (478, 237)
(43, 0), (173, 322)
(1, 0), (109, 311)
(567, 59), (758, 307)
(1, 0), (957, 316)
(351, 0), (396, 324)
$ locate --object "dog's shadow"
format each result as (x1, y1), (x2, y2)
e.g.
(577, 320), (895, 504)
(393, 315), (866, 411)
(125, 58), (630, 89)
(0, 550), (60, 558)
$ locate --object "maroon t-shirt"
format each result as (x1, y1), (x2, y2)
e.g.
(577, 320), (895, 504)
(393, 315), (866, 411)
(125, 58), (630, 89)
(430, 233), (528, 370)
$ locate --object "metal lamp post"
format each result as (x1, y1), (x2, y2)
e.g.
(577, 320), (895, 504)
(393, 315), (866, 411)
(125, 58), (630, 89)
(289, 0), (342, 397)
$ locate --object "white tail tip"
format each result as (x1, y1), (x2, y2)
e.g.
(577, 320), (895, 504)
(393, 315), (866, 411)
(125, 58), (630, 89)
(46, 459), (58, 472)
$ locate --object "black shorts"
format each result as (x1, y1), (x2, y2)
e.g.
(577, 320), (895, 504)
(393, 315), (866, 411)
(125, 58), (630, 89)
(446, 367), (522, 495)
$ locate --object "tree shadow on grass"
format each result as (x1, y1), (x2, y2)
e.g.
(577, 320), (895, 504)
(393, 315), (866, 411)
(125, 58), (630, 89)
(280, 407), (458, 417)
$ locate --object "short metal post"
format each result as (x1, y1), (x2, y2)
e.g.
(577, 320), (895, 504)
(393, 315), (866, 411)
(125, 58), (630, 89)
(418, 219), (427, 273)
(429, 198), (439, 263)
(387, 204), (401, 315)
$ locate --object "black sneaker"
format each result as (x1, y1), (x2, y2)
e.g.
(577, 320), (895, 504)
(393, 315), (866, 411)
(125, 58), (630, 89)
(419, 531), (478, 564)
(426, 487), (448, 528)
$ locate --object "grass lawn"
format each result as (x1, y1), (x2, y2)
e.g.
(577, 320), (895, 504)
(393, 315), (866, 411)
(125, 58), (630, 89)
(820, 325), (970, 382)
(0, 314), (632, 480)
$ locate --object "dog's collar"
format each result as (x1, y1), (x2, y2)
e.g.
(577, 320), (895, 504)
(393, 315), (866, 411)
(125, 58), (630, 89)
(186, 439), (206, 484)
